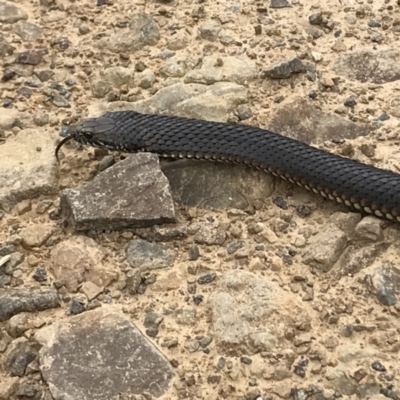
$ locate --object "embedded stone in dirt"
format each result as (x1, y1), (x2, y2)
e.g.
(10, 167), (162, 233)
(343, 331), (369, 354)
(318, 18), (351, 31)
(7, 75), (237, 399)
(126, 238), (175, 270)
(209, 270), (310, 356)
(334, 48), (400, 84)
(87, 82), (249, 123)
(184, 55), (258, 85)
(268, 96), (373, 145)
(0, 129), (58, 212)
(35, 308), (174, 400)
(0, 288), (60, 322)
(50, 236), (118, 292)
(61, 153), (175, 231)
(0, 2), (28, 24)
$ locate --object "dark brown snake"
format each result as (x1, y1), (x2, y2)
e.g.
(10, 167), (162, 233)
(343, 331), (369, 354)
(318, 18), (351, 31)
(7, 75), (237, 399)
(56, 110), (400, 223)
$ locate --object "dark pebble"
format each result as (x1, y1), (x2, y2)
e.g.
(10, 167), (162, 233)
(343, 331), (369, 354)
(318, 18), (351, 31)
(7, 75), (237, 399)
(371, 361), (386, 372)
(334, 30), (342, 37)
(294, 365), (306, 377)
(198, 271), (216, 284)
(309, 12), (323, 25)
(296, 205), (312, 217)
(32, 268), (47, 282)
(240, 356), (252, 364)
(65, 78), (76, 86)
(226, 240), (243, 254)
(236, 106), (253, 120)
(379, 113), (390, 121)
(0, 244), (15, 256)
(146, 328), (159, 338)
(203, 348), (210, 354)
(254, 25), (262, 35)
(344, 96), (357, 107)
(15, 383), (40, 398)
(137, 282), (147, 294)
(193, 294), (204, 305)
(380, 387), (399, 400)
(3, 97), (13, 107)
(368, 20), (381, 28)
(1, 70), (16, 82)
(70, 298), (85, 315)
(308, 90), (318, 99)
(189, 245), (200, 261)
(273, 196), (288, 210)
(270, 0), (291, 8)
(144, 312), (163, 328)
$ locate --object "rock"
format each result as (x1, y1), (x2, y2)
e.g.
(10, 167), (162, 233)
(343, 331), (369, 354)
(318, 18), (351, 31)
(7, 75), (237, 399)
(302, 225), (347, 271)
(126, 239), (175, 270)
(194, 224), (226, 245)
(325, 366), (358, 396)
(88, 82), (249, 123)
(35, 308), (174, 399)
(20, 224), (55, 248)
(268, 96), (372, 145)
(338, 244), (386, 276)
(15, 49), (47, 65)
(0, 288), (60, 322)
(0, 129), (58, 213)
(50, 237), (118, 292)
(61, 153), (175, 231)
(167, 31), (190, 50)
(209, 270), (309, 355)
(97, 13), (160, 53)
(371, 264), (399, 306)
(0, 1), (28, 23)
(198, 20), (221, 42)
(13, 20), (43, 41)
(334, 48), (400, 84)
(0, 34), (15, 56)
(184, 55), (258, 85)
(89, 66), (135, 98)
(138, 68), (156, 89)
(264, 57), (311, 79)
(4, 341), (39, 377)
(331, 39), (347, 52)
(354, 216), (384, 241)
(0, 376), (18, 400)
(162, 159), (274, 210)
(270, 0), (291, 7)
(159, 58), (187, 78)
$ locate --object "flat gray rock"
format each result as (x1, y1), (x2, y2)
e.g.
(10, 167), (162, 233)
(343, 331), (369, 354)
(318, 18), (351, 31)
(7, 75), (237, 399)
(0, 288), (60, 322)
(333, 48), (400, 84)
(87, 81), (248, 123)
(268, 96), (372, 145)
(161, 159), (274, 210)
(35, 308), (174, 400)
(0, 129), (59, 212)
(61, 153), (175, 231)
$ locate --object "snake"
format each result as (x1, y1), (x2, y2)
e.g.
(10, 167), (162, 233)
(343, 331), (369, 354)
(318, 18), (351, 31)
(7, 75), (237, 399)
(56, 110), (400, 223)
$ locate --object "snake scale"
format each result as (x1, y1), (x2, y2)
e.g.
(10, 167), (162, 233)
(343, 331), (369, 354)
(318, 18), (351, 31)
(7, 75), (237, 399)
(56, 110), (400, 223)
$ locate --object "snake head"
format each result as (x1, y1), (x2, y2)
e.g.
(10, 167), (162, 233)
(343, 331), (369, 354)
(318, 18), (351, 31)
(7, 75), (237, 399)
(55, 116), (116, 162)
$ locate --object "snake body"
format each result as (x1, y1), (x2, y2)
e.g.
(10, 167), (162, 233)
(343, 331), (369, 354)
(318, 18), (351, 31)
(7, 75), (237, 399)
(57, 110), (400, 223)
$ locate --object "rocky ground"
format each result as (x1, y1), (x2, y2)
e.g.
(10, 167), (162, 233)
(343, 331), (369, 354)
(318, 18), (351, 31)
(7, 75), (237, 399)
(1, 0), (400, 399)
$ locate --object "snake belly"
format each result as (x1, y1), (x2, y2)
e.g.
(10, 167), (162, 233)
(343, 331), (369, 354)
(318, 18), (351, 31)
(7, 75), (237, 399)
(63, 110), (400, 223)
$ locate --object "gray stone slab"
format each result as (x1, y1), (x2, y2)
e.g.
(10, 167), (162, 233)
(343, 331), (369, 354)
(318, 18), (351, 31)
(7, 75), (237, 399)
(35, 308), (174, 400)
(61, 153), (175, 231)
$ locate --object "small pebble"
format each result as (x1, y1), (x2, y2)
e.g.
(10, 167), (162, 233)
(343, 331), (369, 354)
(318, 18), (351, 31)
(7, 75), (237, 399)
(344, 96), (357, 107)
(33, 268), (47, 282)
(273, 196), (288, 210)
(368, 20), (381, 28)
(308, 90), (318, 99)
(70, 298), (85, 315)
(198, 271), (216, 284)
(371, 361), (386, 372)
(379, 113), (390, 121)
